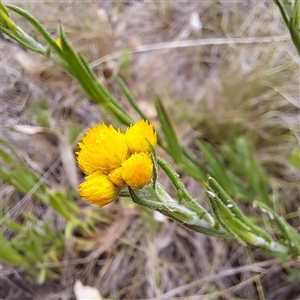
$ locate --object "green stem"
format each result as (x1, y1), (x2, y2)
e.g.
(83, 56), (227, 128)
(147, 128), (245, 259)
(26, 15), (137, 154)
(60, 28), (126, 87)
(129, 185), (228, 238)
(6, 5), (63, 57)
(157, 157), (215, 225)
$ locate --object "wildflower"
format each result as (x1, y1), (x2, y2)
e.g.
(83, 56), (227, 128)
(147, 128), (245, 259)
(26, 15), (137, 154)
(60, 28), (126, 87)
(77, 123), (128, 175)
(125, 120), (157, 153)
(55, 38), (61, 47)
(122, 152), (153, 189)
(78, 171), (118, 207)
(77, 120), (157, 207)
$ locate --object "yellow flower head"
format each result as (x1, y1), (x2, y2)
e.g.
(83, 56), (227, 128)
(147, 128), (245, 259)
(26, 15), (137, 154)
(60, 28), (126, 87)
(125, 120), (157, 154)
(122, 152), (153, 189)
(77, 120), (157, 207)
(77, 123), (128, 175)
(78, 171), (118, 207)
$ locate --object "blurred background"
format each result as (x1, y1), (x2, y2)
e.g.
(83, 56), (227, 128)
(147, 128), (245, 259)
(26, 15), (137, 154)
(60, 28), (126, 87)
(1, 1), (299, 299)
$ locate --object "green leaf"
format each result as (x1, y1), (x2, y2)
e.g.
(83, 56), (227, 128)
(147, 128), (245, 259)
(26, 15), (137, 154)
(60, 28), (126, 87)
(116, 77), (148, 120)
(0, 137), (24, 165)
(47, 191), (77, 222)
(0, 148), (14, 164)
(3, 220), (23, 232)
(59, 26), (97, 97)
(24, 213), (39, 224)
(0, 232), (29, 268)
(6, 4), (62, 57)
(154, 96), (182, 163)
(65, 220), (77, 238)
(148, 142), (158, 189)
(197, 141), (235, 195)
(273, 0), (290, 27)
(0, 5), (16, 31)
(203, 182), (248, 245)
(0, 3), (10, 18)
(38, 264), (47, 284)
(254, 200), (300, 256)
(157, 157), (214, 224)
(181, 147), (206, 179)
(59, 26), (131, 125)
(222, 138), (270, 205)
(207, 176), (272, 242)
(32, 231), (43, 262)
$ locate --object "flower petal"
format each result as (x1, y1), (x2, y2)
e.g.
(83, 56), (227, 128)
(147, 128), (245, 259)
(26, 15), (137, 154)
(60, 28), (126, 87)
(78, 171), (118, 207)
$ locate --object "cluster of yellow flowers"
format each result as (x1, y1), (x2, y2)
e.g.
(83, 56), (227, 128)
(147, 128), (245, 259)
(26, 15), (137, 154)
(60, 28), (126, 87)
(77, 120), (157, 207)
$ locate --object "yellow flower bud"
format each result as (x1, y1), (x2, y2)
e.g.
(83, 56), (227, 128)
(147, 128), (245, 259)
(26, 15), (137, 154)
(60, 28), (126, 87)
(78, 171), (118, 207)
(55, 38), (61, 47)
(125, 120), (157, 153)
(122, 152), (153, 189)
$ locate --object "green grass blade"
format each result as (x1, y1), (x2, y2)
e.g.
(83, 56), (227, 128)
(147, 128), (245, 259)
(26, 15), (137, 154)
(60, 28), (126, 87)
(254, 200), (300, 256)
(116, 77), (148, 120)
(207, 176), (272, 242)
(0, 3), (10, 19)
(0, 232), (30, 268)
(197, 141), (235, 194)
(6, 4), (62, 57)
(154, 95), (182, 163)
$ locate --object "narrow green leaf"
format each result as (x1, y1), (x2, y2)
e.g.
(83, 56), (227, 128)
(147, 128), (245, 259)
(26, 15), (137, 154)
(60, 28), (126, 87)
(0, 6), (16, 30)
(181, 147), (206, 178)
(79, 55), (129, 118)
(157, 157), (214, 224)
(65, 220), (77, 238)
(25, 213), (39, 224)
(32, 231), (43, 262)
(293, 0), (300, 27)
(203, 182), (247, 245)
(59, 26), (97, 98)
(116, 77), (148, 120)
(0, 232), (29, 267)
(3, 220), (23, 232)
(6, 4), (62, 57)
(237, 138), (270, 204)
(254, 200), (300, 256)
(154, 96), (182, 163)
(59, 27), (131, 125)
(50, 190), (80, 214)
(38, 265), (47, 284)
(207, 176), (272, 242)
(148, 142), (158, 189)
(273, 0), (290, 27)
(47, 192), (77, 222)
(0, 3), (10, 18)
(0, 24), (45, 54)
(222, 138), (270, 205)
(0, 148), (14, 164)
(0, 138), (24, 164)
(197, 141), (235, 194)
